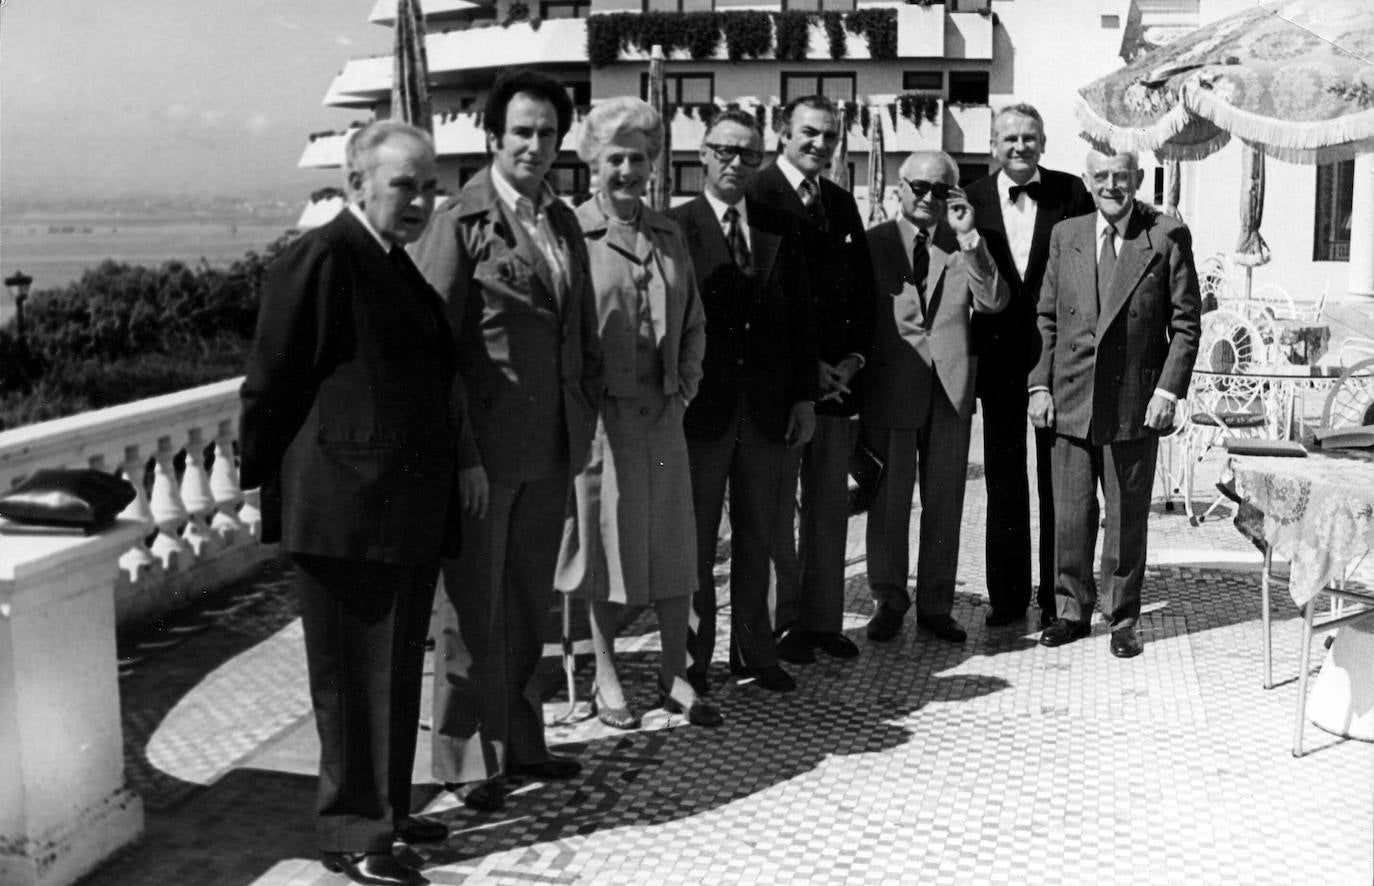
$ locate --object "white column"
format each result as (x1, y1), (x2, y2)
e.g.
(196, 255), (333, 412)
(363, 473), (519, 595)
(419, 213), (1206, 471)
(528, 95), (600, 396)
(1349, 152), (1374, 298)
(0, 521), (147, 886)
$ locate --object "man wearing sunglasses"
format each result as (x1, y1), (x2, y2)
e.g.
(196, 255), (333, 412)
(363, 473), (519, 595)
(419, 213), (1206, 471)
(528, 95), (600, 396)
(750, 95), (875, 669)
(862, 151), (1009, 646)
(965, 104), (1094, 632)
(668, 110), (818, 694)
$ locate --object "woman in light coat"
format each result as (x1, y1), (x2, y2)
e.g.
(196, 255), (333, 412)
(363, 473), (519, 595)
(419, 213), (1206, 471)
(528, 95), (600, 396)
(556, 97), (720, 728)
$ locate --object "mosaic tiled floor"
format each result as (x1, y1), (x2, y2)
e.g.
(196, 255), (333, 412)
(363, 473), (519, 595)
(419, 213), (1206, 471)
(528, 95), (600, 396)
(91, 446), (1374, 886)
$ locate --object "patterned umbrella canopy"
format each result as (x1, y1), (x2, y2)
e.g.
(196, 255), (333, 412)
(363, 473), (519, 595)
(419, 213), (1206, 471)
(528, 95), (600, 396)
(392, 0), (433, 134)
(1076, 0), (1374, 164)
(866, 111), (887, 226)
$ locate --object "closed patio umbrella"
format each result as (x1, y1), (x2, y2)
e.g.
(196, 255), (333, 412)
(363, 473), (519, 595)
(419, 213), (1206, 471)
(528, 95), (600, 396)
(866, 109), (887, 225)
(391, 0), (433, 134)
(1235, 145), (1271, 298)
(647, 45), (673, 212)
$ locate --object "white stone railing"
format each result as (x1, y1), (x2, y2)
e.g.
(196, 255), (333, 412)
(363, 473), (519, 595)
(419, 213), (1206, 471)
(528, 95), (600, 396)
(0, 378), (274, 628)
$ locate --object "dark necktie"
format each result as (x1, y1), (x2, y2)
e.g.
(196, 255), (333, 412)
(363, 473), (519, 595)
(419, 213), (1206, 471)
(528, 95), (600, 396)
(390, 245), (446, 329)
(799, 178), (828, 232)
(911, 228), (930, 318)
(724, 205), (751, 271)
(1097, 225), (1117, 306)
(1008, 181), (1043, 203)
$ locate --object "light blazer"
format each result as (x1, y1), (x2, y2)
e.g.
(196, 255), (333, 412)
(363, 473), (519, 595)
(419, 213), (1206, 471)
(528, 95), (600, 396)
(667, 194), (819, 443)
(1030, 203), (1202, 444)
(410, 166), (603, 484)
(240, 208), (460, 564)
(862, 219), (1010, 429)
(576, 200), (705, 402)
(966, 168), (1094, 386)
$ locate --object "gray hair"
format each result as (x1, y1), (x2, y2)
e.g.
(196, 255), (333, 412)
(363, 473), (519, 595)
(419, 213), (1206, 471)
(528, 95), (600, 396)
(577, 97), (664, 164)
(345, 119), (435, 177)
(992, 102), (1045, 135)
(899, 151), (958, 182)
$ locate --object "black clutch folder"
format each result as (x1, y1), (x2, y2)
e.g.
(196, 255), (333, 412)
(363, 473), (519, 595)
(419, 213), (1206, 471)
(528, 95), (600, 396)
(1223, 438), (1307, 458)
(0, 469), (137, 531)
(847, 440), (885, 516)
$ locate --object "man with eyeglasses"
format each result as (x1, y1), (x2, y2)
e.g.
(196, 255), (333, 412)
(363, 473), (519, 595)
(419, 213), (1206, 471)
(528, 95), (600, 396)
(861, 151), (1009, 646)
(750, 94), (875, 668)
(1030, 149), (1200, 658)
(965, 104), (1094, 631)
(668, 109), (818, 694)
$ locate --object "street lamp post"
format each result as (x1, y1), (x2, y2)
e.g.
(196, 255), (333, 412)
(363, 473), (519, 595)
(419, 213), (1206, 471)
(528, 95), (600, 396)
(4, 270), (33, 347)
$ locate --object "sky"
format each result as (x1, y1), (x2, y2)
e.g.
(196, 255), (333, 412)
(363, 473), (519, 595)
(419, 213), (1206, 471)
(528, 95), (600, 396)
(1, 0), (394, 207)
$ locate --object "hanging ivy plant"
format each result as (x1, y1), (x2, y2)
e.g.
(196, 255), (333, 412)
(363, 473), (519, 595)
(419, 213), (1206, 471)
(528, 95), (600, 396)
(587, 14), (630, 68)
(822, 12), (847, 60)
(720, 10), (773, 61)
(774, 11), (812, 61)
(503, 0), (530, 26)
(697, 103), (720, 129)
(845, 8), (897, 60)
(858, 103), (872, 137)
(684, 12), (723, 59)
(896, 91), (941, 128)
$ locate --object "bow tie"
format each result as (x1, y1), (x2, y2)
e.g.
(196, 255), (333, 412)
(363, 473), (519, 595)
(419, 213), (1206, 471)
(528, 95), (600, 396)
(1008, 181), (1042, 203)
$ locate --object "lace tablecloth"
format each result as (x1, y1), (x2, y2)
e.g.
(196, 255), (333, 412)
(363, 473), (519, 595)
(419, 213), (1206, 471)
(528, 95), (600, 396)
(1228, 454), (1374, 607)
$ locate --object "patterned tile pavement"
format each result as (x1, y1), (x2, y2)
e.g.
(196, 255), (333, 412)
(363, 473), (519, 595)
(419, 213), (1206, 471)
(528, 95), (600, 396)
(87, 436), (1374, 886)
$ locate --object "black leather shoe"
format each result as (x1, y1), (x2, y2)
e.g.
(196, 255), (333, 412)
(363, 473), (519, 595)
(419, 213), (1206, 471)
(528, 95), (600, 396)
(449, 780), (504, 812)
(686, 671), (711, 697)
(775, 628), (817, 665)
(985, 607), (1026, 627)
(916, 613), (967, 643)
(658, 679), (724, 727)
(512, 757), (582, 780)
(395, 815), (447, 844)
(321, 851), (425, 886)
(1038, 618), (1091, 647)
(729, 663), (797, 692)
(812, 631), (860, 660)
(866, 606), (905, 642)
(1038, 608), (1056, 630)
(1110, 627), (1144, 659)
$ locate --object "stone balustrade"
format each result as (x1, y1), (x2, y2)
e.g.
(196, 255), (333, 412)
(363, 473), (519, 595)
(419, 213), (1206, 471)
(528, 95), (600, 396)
(0, 377), (275, 629)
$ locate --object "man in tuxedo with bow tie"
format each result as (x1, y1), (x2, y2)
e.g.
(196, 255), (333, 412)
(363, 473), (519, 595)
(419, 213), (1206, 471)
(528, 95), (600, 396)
(1030, 149), (1200, 658)
(862, 151), (1009, 645)
(750, 95), (874, 667)
(965, 105), (1094, 630)
(668, 109), (818, 694)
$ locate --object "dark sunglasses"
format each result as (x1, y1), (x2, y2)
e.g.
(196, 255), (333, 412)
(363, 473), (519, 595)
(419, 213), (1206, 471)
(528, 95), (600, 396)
(903, 179), (953, 200)
(704, 142), (764, 167)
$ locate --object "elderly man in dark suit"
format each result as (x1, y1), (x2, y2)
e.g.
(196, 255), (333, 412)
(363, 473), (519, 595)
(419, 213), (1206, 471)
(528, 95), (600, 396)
(863, 151), (1009, 646)
(1030, 148), (1200, 658)
(966, 104), (1094, 630)
(751, 95), (874, 667)
(411, 70), (602, 812)
(668, 109), (818, 695)
(240, 120), (454, 886)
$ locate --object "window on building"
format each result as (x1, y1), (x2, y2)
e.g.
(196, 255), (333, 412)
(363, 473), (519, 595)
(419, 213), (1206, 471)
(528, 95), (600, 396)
(548, 163), (590, 198)
(540, 0), (590, 18)
(947, 71), (989, 104)
(1101, 14), (1121, 28)
(1314, 159), (1354, 262)
(958, 161), (990, 186)
(673, 161), (705, 196)
(903, 71), (943, 93)
(781, 72), (857, 104)
(566, 80), (592, 107)
(643, 0), (684, 11)
(640, 72), (715, 105)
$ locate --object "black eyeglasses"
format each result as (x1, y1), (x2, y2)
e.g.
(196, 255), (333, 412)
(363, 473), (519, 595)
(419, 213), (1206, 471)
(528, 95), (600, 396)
(704, 142), (764, 167)
(903, 179), (953, 200)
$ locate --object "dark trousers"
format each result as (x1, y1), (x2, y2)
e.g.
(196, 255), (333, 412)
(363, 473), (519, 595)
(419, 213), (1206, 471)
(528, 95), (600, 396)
(686, 396), (787, 677)
(294, 552), (439, 853)
(980, 384), (1057, 615)
(1050, 434), (1158, 629)
(771, 414), (855, 635)
(431, 475), (565, 785)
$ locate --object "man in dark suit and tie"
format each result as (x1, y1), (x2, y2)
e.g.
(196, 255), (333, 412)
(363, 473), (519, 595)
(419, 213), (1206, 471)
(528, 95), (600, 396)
(1030, 148), (1200, 658)
(668, 109), (818, 694)
(240, 120), (455, 886)
(965, 104), (1094, 629)
(750, 95), (874, 667)
(411, 70), (602, 811)
(863, 151), (1009, 645)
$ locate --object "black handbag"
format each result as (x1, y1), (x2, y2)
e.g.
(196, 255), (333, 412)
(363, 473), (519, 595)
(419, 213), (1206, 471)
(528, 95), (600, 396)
(0, 469), (137, 531)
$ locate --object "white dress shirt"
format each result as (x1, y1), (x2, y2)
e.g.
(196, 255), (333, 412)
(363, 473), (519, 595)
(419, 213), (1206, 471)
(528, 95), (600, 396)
(997, 169), (1041, 279)
(491, 164), (569, 295)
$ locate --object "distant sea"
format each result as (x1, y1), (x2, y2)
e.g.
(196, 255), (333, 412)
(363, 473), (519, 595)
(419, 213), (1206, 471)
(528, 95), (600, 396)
(0, 208), (302, 325)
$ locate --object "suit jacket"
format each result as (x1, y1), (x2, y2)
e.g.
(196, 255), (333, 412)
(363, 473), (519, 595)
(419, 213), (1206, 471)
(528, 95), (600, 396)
(239, 208), (460, 564)
(862, 219), (1009, 428)
(667, 194), (819, 443)
(966, 168), (1094, 393)
(1030, 203), (1202, 444)
(749, 163), (874, 416)
(410, 166), (603, 485)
